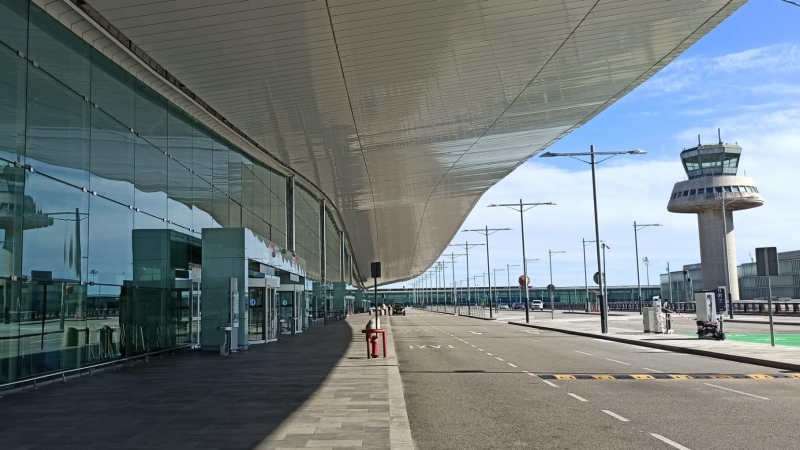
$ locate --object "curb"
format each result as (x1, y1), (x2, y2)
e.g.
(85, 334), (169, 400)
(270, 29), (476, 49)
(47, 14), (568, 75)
(506, 321), (800, 373)
(384, 317), (417, 450)
(728, 318), (800, 327)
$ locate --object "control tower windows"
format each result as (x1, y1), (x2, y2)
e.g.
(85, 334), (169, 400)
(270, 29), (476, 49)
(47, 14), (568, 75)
(724, 186), (732, 192)
(689, 189), (697, 195)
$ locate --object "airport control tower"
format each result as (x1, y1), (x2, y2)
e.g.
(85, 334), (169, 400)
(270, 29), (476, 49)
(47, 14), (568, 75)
(667, 136), (763, 301)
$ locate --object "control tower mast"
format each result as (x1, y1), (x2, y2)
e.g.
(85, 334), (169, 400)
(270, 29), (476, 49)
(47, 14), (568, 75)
(666, 134), (763, 301)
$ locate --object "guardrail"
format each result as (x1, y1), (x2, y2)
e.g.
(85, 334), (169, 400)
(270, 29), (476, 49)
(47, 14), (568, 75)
(603, 301), (800, 315)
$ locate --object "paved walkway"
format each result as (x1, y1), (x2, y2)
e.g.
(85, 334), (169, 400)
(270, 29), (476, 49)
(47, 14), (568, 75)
(0, 315), (412, 450)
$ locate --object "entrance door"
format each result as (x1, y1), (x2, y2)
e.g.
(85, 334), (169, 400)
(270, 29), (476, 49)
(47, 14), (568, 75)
(247, 286), (266, 343)
(190, 281), (201, 348)
(278, 291), (295, 335)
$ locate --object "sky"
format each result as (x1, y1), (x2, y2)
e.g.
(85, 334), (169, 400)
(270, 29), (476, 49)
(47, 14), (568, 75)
(394, 0), (800, 290)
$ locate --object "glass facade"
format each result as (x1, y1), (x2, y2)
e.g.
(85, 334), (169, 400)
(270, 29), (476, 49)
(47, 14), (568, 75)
(378, 286), (662, 306)
(0, 0), (352, 384)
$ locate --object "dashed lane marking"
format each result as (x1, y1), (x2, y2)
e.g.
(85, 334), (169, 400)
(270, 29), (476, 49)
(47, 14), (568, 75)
(643, 368), (664, 373)
(605, 358), (631, 365)
(573, 350), (593, 356)
(602, 410), (629, 422)
(568, 393), (588, 402)
(703, 383), (770, 400)
(478, 349), (484, 352)
(541, 379), (560, 388)
(507, 363), (518, 368)
(651, 433), (692, 450)
(495, 357), (504, 361)
(534, 373), (799, 381)
(486, 353), (493, 356)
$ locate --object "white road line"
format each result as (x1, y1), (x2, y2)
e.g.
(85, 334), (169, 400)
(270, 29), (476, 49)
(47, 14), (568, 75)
(495, 357), (504, 361)
(478, 349), (484, 352)
(463, 341), (469, 344)
(522, 370), (530, 373)
(568, 393), (588, 402)
(541, 379), (559, 388)
(573, 350), (593, 356)
(703, 383), (770, 400)
(643, 367), (664, 373)
(526, 373), (537, 377)
(470, 344), (476, 347)
(486, 353), (493, 356)
(507, 363), (518, 368)
(409, 345), (413, 349)
(601, 410), (629, 422)
(651, 433), (692, 450)
(605, 358), (631, 366)
(530, 339), (540, 342)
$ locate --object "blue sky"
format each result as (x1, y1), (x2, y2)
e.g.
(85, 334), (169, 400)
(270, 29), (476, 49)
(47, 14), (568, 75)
(396, 0), (800, 290)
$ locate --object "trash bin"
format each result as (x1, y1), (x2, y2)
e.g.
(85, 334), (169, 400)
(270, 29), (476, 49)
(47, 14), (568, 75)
(217, 326), (232, 356)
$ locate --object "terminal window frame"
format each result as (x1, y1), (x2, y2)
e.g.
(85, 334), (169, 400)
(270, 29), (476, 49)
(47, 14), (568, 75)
(682, 190), (689, 197)
(689, 189), (696, 195)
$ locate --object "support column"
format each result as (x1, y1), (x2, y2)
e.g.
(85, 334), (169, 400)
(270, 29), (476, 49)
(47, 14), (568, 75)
(697, 209), (740, 300)
(286, 176), (295, 252)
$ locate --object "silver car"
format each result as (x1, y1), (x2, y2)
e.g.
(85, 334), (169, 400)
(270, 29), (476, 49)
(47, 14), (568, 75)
(531, 300), (544, 310)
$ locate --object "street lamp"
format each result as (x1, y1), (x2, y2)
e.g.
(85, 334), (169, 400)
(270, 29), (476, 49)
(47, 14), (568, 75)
(601, 243), (611, 305)
(463, 227), (511, 318)
(582, 239), (602, 312)
(634, 221), (662, 314)
(449, 243), (484, 316)
(548, 250), (566, 319)
(488, 200), (556, 323)
(540, 146), (647, 333)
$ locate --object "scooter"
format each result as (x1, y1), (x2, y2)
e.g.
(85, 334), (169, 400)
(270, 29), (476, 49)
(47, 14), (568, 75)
(697, 319), (725, 340)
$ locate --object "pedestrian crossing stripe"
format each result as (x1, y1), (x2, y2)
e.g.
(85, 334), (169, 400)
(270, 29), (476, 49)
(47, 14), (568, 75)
(535, 373), (800, 380)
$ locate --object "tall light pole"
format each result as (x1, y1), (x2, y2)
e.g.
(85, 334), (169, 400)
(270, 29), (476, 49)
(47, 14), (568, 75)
(601, 243), (611, 306)
(449, 243), (483, 316)
(540, 146), (646, 333)
(447, 253), (466, 314)
(488, 200), (555, 323)
(463, 227), (511, 318)
(634, 222), (662, 314)
(582, 239), (602, 312)
(548, 250), (566, 319)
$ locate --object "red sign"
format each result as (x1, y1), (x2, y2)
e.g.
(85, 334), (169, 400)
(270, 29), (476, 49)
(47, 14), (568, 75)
(518, 275), (530, 287)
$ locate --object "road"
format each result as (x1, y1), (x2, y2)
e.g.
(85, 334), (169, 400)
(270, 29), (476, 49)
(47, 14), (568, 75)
(393, 309), (800, 450)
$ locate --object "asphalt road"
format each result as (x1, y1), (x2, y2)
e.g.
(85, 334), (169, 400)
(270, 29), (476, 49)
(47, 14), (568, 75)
(393, 309), (800, 450)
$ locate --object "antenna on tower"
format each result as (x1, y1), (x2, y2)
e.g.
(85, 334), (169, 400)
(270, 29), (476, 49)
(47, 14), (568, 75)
(718, 128), (722, 144)
(697, 134), (701, 146)
(749, 252), (755, 263)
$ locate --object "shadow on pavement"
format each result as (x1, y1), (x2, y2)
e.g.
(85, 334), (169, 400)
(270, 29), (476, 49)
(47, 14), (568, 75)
(0, 320), (354, 450)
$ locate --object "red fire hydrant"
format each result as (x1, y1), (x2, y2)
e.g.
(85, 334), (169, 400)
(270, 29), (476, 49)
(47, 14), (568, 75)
(362, 318), (387, 359)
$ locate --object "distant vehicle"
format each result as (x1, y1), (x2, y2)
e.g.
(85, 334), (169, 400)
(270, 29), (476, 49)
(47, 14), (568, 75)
(392, 302), (406, 315)
(512, 303), (525, 310)
(531, 300), (544, 310)
(499, 304), (510, 310)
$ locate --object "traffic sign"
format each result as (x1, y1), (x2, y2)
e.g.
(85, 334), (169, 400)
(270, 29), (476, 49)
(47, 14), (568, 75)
(593, 272), (605, 285)
(547, 284), (555, 293)
(282, 299), (288, 306)
(518, 275), (530, 287)
(249, 298), (256, 307)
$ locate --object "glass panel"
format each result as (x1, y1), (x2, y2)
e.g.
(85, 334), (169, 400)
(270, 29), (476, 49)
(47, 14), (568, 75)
(134, 80), (168, 153)
(134, 138), (168, 220)
(192, 174), (213, 233)
(228, 150), (242, 205)
(88, 195), (133, 286)
(212, 138), (229, 195)
(0, 0), (28, 53)
(0, 45), (27, 161)
(689, 189), (696, 196)
(22, 172), (89, 282)
(25, 68), (91, 189)
(90, 108), (135, 205)
(167, 157), (192, 230)
(28, 5), (91, 96)
(193, 127), (213, 183)
(724, 186), (732, 192)
(168, 106), (193, 166)
(90, 48), (134, 130)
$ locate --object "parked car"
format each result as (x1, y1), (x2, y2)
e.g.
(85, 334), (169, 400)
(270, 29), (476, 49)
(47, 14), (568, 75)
(392, 302), (406, 315)
(531, 300), (544, 310)
(499, 304), (510, 310)
(512, 303), (525, 310)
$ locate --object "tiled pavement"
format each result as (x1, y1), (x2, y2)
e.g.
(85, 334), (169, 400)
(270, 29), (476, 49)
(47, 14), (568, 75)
(0, 314), (413, 450)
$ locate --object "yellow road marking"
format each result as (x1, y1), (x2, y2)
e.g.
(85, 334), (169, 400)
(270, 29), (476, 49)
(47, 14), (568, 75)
(555, 375), (576, 380)
(592, 375), (615, 380)
(669, 374), (693, 380)
(631, 374), (654, 380)
(746, 374), (773, 379)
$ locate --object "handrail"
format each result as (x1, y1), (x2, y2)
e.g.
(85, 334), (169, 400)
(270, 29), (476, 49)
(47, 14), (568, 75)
(0, 344), (194, 396)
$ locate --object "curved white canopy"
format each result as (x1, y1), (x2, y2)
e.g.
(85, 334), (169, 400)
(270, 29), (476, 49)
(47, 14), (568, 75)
(37, 0), (745, 284)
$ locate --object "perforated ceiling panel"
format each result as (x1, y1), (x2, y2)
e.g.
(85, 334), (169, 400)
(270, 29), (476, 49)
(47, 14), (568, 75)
(38, 0), (745, 284)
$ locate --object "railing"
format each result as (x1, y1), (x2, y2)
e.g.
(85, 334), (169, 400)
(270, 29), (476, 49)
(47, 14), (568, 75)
(421, 304), (488, 318)
(0, 344), (193, 396)
(604, 301), (800, 315)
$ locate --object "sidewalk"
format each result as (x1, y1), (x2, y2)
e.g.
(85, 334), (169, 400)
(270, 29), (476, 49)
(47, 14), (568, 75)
(505, 315), (800, 372)
(0, 315), (413, 450)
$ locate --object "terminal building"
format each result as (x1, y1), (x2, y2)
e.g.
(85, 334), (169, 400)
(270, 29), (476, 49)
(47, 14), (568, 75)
(0, 0), (748, 385)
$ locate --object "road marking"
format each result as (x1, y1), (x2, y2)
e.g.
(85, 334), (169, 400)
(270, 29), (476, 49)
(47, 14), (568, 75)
(601, 410), (629, 422)
(644, 367), (664, 373)
(573, 350), (593, 356)
(463, 341), (469, 344)
(703, 383), (770, 400)
(486, 353), (493, 356)
(530, 339), (540, 342)
(469, 331), (483, 335)
(478, 349), (484, 352)
(522, 370), (530, 373)
(470, 345), (476, 347)
(409, 345), (413, 349)
(507, 363), (518, 368)
(568, 393), (588, 402)
(541, 379), (559, 388)
(495, 357), (504, 361)
(605, 358), (631, 366)
(447, 345), (457, 348)
(651, 433), (692, 450)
